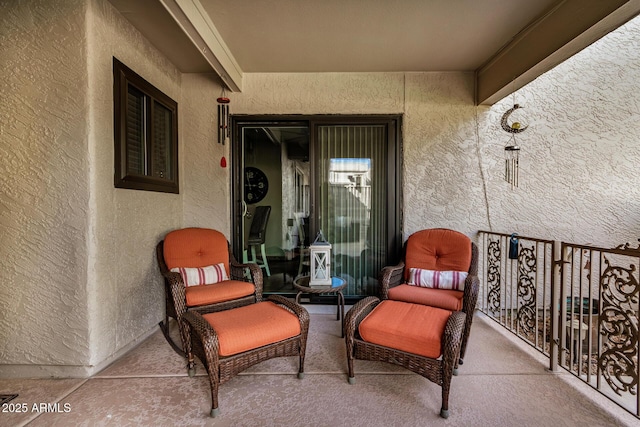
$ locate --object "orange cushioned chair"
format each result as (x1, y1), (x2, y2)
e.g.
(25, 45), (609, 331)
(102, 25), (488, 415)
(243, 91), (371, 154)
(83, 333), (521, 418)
(345, 297), (466, 418)
(156, 228), (263, 355)
(379, 228), (479, 364)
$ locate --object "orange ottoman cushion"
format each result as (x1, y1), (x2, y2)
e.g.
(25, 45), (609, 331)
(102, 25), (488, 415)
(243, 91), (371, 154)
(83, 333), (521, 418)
(202, 301), (301, 357)
(388, 284), (464, 311)
(359, 300), (452, 359)
(185, 280), (255, 307)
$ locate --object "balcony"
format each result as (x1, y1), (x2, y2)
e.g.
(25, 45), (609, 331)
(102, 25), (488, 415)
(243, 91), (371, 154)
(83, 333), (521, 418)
(2, 304), (638, 426)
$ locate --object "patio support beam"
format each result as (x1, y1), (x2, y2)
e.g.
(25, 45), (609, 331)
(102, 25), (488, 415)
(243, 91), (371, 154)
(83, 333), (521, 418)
(476, 0), (639, 105)
(158, 0), (243, 91)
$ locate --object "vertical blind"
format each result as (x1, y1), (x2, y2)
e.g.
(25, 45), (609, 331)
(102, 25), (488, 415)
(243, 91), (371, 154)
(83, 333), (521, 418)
(126, 87), (173, 180)
(317, 125), (387, 296)
(152, 101), (172, 180)
(126, 86), (145, 175)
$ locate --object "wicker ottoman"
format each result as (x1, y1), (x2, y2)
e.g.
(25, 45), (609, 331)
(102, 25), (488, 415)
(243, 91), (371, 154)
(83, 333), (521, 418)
(182, 295), (309, 417)
(345, 297), (465, 418)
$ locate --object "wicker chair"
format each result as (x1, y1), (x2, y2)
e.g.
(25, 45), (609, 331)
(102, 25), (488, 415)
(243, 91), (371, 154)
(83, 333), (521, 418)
(345, 296), (466, 418)
(379, 228), (479, 364)
(156, 227), (263, 356)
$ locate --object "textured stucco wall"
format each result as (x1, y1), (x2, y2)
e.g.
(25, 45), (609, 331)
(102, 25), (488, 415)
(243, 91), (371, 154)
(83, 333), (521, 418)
(232, 72), (489, 241)
(181, 73), (229, 235)
(86, 0), (184, 370)
(0, 0), (91, 374)
(479, 15), (640, 247)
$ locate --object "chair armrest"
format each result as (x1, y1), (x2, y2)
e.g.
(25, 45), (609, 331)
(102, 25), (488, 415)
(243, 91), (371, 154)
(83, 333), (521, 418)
(267, 295), (310, 333)
(162, 270), (187, 318)
(441, 311), (466, 371)
(230, 260), (263, 302)
(462, 274), (480, 314)
(345, 296), (380, 354)
(182, 311), (220, 372)
(378, 262), (405, 299)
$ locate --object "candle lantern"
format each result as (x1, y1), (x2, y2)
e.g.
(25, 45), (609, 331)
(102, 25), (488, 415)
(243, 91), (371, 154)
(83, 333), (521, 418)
(309, 230), (332, 287)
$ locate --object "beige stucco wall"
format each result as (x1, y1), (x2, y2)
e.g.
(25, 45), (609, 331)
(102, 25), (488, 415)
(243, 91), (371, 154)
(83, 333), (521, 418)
(0, 0), (92, 375)
(181, 73), (229, 234)
(86, 0), (184, 372)
(232, 72), (490, 241)
(0, 0), (226, 377)
(480, 15), (640, 247)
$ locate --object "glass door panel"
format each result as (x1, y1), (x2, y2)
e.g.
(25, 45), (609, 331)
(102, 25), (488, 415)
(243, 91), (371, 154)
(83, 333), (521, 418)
(316, 125), (389, 297)
(239, 124), (310, 293)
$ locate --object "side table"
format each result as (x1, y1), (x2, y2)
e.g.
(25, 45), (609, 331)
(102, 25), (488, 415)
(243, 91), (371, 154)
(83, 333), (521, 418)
(293, 276), (347, 336)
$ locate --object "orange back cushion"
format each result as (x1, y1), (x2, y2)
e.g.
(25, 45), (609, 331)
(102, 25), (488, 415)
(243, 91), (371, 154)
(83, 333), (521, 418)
(163, 228), (230, 273)
(404, 229), (472, 281)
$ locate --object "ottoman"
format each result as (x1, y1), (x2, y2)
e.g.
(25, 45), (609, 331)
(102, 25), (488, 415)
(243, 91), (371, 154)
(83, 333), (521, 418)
(182, 295), (309, 417)
(344, 297), (465, 418)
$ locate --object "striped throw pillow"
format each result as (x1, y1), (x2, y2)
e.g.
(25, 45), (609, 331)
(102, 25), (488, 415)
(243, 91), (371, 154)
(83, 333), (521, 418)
(408, 268), (467, 291)
(171, 263), (229, 287)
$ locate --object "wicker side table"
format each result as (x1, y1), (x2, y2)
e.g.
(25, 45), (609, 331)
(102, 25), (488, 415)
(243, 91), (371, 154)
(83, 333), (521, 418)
(294, 275), (347, 336)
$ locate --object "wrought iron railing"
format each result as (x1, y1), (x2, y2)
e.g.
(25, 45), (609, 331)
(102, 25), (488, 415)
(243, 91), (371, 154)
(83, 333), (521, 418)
(478, 231), (640, 418)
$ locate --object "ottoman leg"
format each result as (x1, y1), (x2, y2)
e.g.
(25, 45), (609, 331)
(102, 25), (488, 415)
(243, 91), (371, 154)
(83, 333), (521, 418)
(207, 369), (220, 417)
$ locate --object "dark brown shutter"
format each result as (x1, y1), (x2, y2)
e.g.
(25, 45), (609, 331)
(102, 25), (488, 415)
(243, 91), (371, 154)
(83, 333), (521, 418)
(126, 85), (145, 175)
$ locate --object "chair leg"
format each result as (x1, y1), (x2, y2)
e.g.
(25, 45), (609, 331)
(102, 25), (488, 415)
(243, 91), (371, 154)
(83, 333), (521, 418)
(158, 318), (186, 357)
(206, 368), (220, 417)
(298, 252), (304, 276)
(260, 243), (271, 276)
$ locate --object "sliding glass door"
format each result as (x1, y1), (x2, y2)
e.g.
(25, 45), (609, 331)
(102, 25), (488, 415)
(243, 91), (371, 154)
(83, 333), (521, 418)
(232, 116), (401, 298)
(315, 124), (394, 296)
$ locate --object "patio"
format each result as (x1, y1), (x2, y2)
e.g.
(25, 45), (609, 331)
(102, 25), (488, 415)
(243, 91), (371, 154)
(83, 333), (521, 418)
(2, 306), (637, 426)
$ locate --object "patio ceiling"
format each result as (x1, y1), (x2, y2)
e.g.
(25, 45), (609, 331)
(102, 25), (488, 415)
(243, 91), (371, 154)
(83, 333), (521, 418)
(108, 0), (640, 104)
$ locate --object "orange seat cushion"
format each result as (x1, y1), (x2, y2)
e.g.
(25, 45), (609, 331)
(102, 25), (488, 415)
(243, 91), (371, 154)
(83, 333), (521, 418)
(388, 284), (463, 311)
(404, 229), (471, 282)
(163, 228), (230, 274)
(202, 301), (301, 357)
(359, 300), (451, 359)
(185, 280), (255, 307)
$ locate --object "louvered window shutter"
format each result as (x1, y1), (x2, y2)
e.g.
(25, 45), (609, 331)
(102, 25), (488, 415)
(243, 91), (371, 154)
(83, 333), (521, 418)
(151, 101), (172, 180)
(126, 85), (146, 175)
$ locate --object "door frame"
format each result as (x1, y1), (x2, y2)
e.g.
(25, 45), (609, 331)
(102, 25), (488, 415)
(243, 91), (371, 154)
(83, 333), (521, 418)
(230, 114), (404, 283)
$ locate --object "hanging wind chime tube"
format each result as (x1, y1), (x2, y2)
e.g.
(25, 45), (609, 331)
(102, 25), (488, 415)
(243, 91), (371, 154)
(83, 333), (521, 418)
(504, 141), (520, 188)
(216, 89), (230, 145)
(500, 103), (528, 189)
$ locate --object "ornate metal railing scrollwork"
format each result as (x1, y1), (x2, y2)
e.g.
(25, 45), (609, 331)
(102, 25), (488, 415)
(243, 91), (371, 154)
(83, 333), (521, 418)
(517, 243), (537, 337)
(487, 239), (502, 316)
(598, 256), (639, 397)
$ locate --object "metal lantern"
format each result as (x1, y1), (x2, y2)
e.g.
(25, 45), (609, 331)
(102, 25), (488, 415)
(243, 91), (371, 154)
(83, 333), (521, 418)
(309, 230), (332, 287)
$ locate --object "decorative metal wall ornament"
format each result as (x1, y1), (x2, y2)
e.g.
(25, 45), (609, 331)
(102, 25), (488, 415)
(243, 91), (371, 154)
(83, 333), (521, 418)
(500, 103), (529, 188)
(217, 89), (230, 145)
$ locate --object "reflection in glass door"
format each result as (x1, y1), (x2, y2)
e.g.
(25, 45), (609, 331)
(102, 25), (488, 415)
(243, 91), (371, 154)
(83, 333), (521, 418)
(238, 124), (310, 293)
(316, 124), (392, 297)
(233, 117), (401, 298)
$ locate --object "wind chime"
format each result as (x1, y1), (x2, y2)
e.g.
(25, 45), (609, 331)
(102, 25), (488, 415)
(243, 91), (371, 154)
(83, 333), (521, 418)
(500, 103), (528, 188)
(217, 89), (230, 167)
